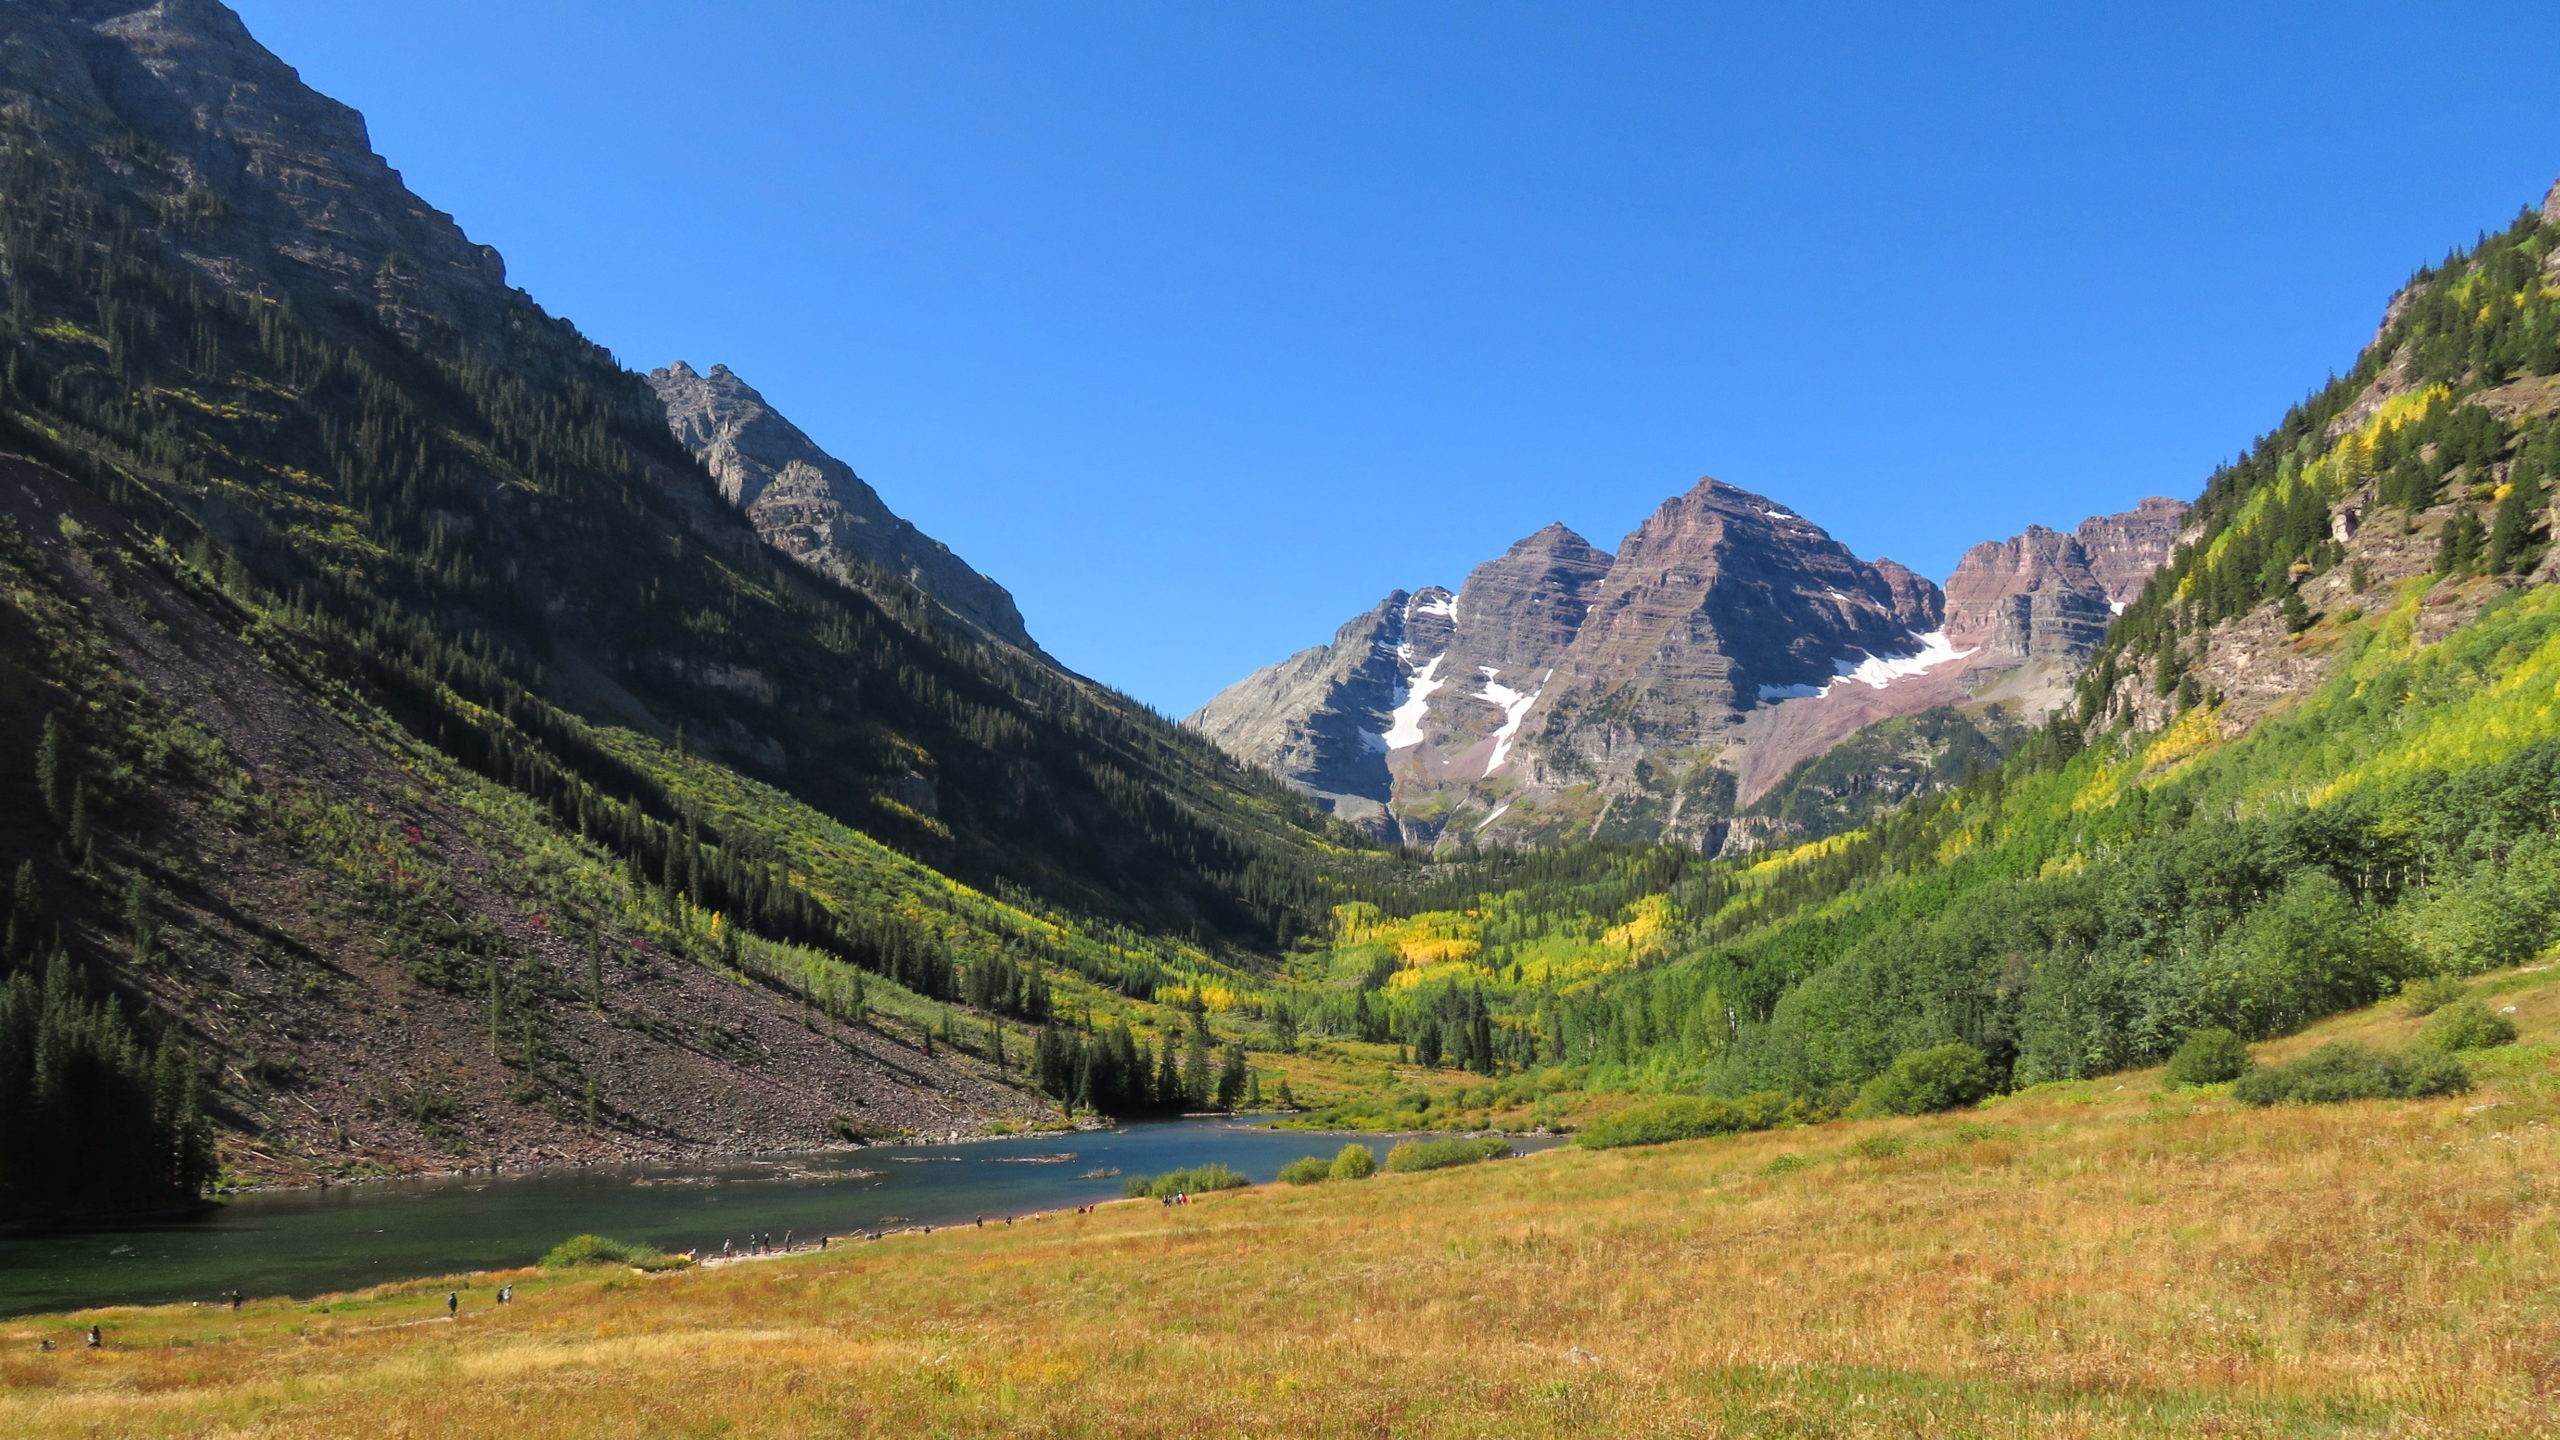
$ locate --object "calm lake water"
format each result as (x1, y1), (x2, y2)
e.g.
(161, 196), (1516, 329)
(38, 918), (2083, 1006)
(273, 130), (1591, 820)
(0, 1120), (1561, 1316)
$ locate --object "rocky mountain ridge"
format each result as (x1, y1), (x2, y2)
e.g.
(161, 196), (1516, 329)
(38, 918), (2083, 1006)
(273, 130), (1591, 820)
(646, 361), (1038, 652)
(1192, 478), (2186, 850)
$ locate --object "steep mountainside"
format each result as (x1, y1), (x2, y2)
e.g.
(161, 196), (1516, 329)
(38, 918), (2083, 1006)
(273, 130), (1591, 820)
(0, 0), (1354, 1207)
(1193, 471), (2184, 852)
(646, 361), (1037, 652)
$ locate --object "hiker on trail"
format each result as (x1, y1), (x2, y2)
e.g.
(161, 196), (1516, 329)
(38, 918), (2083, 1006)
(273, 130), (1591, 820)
(87, 1326), (101, 1348)
(445, 1293), (457, 1319)
(228, 1290), (242, 1311)
(783, 1229), (794, 1250)
(975, 1215), (983, 1228)
(498, 1285), (512, 1305)
(722, 1238), (732, 1257)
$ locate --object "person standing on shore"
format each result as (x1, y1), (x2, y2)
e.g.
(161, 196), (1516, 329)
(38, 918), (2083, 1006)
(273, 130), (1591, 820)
(444, 1293), (457, 1319)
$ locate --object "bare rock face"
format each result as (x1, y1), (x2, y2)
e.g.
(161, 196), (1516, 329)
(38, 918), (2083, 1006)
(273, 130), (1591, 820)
(1522, 480), (1944, 809)
(2075, 497), (2191, 607)
(6, 0), (512, 339)
(1184, 590), (1433, 830)
(1943, 525), (2108, 658)
(648, 362), (1035, 651)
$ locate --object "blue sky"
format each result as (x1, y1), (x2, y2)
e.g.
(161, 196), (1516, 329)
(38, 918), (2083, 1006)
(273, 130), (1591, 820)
(230, 1), (2560, 714)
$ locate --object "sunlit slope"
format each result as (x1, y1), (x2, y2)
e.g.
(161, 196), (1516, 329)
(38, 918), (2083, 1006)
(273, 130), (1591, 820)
(10, 966), (2560, 1438)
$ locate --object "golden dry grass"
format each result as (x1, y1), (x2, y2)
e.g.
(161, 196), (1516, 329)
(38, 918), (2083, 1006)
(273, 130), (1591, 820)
(10, 971), (2560, 1438)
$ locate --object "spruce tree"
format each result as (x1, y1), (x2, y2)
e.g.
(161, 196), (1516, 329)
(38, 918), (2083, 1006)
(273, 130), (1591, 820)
(33, 713), (64, 823)
(1215, 1044), (1247, 1110)
(1182, 1018), (1212, 1107)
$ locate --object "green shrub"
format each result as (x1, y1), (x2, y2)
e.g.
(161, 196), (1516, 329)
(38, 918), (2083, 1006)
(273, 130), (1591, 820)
(540, 1234), (659, 1268)
(1855, 1044), (1995, 1117)
(1326, 1143), (1376, 1180)
(1762, 1152), (1810, 1175)
(2399, 974), (2468, 1016)
(1124, 1163), (1250, 1200)
(1575, 1093), (1787, 1150)
(1847, 1134), (1908, 1160)
(1276, 1156), (1330, 1186)
(2231, 1041), (2472, 1107)
(1383, 1136), (1511, 1174)
(2163, 1028), (2254, 1087)
(2417, 998), (2518, 1051)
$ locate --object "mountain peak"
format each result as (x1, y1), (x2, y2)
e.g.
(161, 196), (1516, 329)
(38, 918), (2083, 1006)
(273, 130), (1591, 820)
(647, 362), (1036, 651)
(1511, 521), (1597, 555)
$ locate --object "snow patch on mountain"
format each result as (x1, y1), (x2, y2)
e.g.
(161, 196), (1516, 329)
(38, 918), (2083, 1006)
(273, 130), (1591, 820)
(1383, 655), (1447, 750)
(1758, 631), (1976, 705)
(1480, 669), (1546, 776)
(1834, 630), (1975, 690)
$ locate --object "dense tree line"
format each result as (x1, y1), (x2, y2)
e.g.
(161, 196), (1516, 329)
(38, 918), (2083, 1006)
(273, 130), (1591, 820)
(0, 860), (212, 1222)
(1027, 1007), (1251, 1117)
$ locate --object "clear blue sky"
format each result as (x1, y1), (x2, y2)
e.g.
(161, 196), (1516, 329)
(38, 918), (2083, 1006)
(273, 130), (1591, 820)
(229, 0), (2560, 715)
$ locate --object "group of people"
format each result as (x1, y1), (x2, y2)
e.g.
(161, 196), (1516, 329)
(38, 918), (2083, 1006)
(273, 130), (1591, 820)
(1158, 1192), (1195, 1206)
(441, 1284), (510, 1318)
(719, 1230), (798, 1258)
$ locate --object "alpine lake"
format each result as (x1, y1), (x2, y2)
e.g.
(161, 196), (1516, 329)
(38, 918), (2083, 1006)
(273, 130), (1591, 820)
(0, 1119), (1563, 1316)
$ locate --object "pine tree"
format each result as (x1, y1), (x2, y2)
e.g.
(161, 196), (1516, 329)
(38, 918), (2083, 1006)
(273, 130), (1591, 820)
(33, 713), (65, 823)
(1215, 1043), (1247, 1110)
(1183, 1018), (1212, 1108)
(1154, 1030), (1183, 1110)
(2437, 509), (2485, 574)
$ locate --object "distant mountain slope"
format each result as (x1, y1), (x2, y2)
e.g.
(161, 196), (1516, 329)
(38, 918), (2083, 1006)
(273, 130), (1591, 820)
(0, 0), (1355, 1199)
(1191, 467), (2183, 850)
(646, 361), (1037, 652)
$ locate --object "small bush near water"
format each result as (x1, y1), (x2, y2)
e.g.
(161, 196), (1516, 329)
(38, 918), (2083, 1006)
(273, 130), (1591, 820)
(2233, 1041), (2471, 1106)
(1578, 1093), (1787, 1150)
(1277, 1156), (1330, 1185)
(2164, 1028), (2255, 1086)
(2419, 998), (2518, 1051)
(1326, 1144), (1377, 1180)
(541, 1234), (687, 1270)
(1383, 1136), (1511, 1173)
(1125, 1163), (1250, 1200)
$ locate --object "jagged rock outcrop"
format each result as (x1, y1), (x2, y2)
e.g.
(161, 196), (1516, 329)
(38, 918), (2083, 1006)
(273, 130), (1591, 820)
(6, 0), (511, 335)
(2075, 497), (2192, 607)
(1195, 482), (2189, 851)
(1942, 525), (2111, 659)
(648, 361), (1035, 650)
(1184, 589), (1436, 828)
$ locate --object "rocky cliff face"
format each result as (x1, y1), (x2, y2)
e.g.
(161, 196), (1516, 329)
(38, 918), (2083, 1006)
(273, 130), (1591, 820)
(1184, 589), (1434, 827)
(1193, 481), (2189, 850)
(647, 362), (1036, 651)
(2076, 496), (2193, 607)
(1942, 525), (2112, 659)
(9, 0), (510, 333)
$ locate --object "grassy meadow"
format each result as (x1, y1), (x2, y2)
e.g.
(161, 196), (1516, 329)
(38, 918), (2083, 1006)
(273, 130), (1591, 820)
(8, 966), (2560, 1437)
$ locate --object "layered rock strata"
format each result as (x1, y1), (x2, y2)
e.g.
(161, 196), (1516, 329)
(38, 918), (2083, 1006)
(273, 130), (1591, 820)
(1193, 478), (2189, 850)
